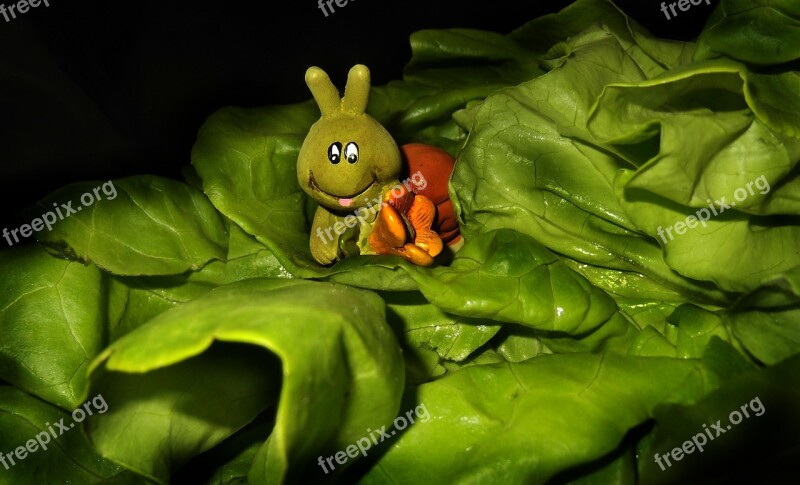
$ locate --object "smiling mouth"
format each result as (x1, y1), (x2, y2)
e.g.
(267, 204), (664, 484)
(309, 172), (376, 207)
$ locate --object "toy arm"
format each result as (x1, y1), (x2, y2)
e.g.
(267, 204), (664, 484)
(309, 206), (342, 265)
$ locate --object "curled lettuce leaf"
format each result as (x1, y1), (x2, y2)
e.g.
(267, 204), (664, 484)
(88, 279), (404, 484)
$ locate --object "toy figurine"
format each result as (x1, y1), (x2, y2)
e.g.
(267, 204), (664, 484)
(297, 64), (461, 266)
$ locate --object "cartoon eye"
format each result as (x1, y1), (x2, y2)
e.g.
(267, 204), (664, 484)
(328, 142), (342, 164)
(345, 142), (359, 164)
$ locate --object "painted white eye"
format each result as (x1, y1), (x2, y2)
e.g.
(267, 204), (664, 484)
(328, 142), (342, 164)
(345, 142), (359, 164)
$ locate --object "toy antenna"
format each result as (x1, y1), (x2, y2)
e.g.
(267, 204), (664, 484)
(342, 64), (370, 114)
(305, 67), (340, 117)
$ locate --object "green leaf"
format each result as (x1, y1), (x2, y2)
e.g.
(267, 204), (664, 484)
(695, 0), (800, 65)
(450, 37), (731, 306)
(728, 305), (800, 365)
(511, 0), (694, 72)
(105, 223), (291, 342)
(638, 353), (800, 483)
(490, 326), (551, 363)
(382, 291), (500, 382)
(356, 353), (721, 484)
(0, 386), (137, 483)
(88, 279), (404, 484)
(746, 71), (800, 140)
(33, 176), (229, 276)
(222, 223), (291, 281)
(667, 304), (733, 359)
(615, 169), (800, 293)
(191, 102), (318, 275)
(105, 269), (219, 342)
(589, 63), (800, 203)
(408, 230), (618, 335)
(87, 343), (280, 484)
(735, 265), (800, 309)
(186, 418), (273, 485)
(0, 245), (105, 409)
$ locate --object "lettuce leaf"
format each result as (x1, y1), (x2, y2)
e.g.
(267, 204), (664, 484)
(0, 246), (106, 409)
(31, 176), (229, 276)
(694, 0), (800, 65)
(0, 386), (136, 483)
(353, 353), (723, 484)
(1, 0), (799, 483)
(88, 279), (404, 484)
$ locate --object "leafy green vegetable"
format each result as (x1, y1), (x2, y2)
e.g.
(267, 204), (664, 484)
(450, 30), (734, 306)
(728, 305), (800, 365)
(87, 344), (280, 483)
(2, 0), (799, 482)
(694, 0), (800, 65)
(32, 176), (229, 276)
(180, 417), (274, 485)
(90, 279), (404, 484)
(353, 353), (722, 484)
(0, 246), (105, 409)
(382, 290), (500, 382)
(409, 230), (618, 334)
(638, 353), (800, 484)
(0, 386), (135, 483)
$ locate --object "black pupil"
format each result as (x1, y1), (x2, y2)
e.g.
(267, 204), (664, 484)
(346, 142), (358, 163)
(328, 142), (342, 164)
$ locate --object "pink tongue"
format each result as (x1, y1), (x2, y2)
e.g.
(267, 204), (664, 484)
(339, 198), (353, 207)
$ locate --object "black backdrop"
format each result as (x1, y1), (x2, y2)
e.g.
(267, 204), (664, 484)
(0, 0), (717, 238)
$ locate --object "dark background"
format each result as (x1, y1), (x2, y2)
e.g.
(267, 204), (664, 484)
(0, 0), (718, 239)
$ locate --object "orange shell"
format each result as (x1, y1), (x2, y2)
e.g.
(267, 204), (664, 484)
(400, 143), (461, 245)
